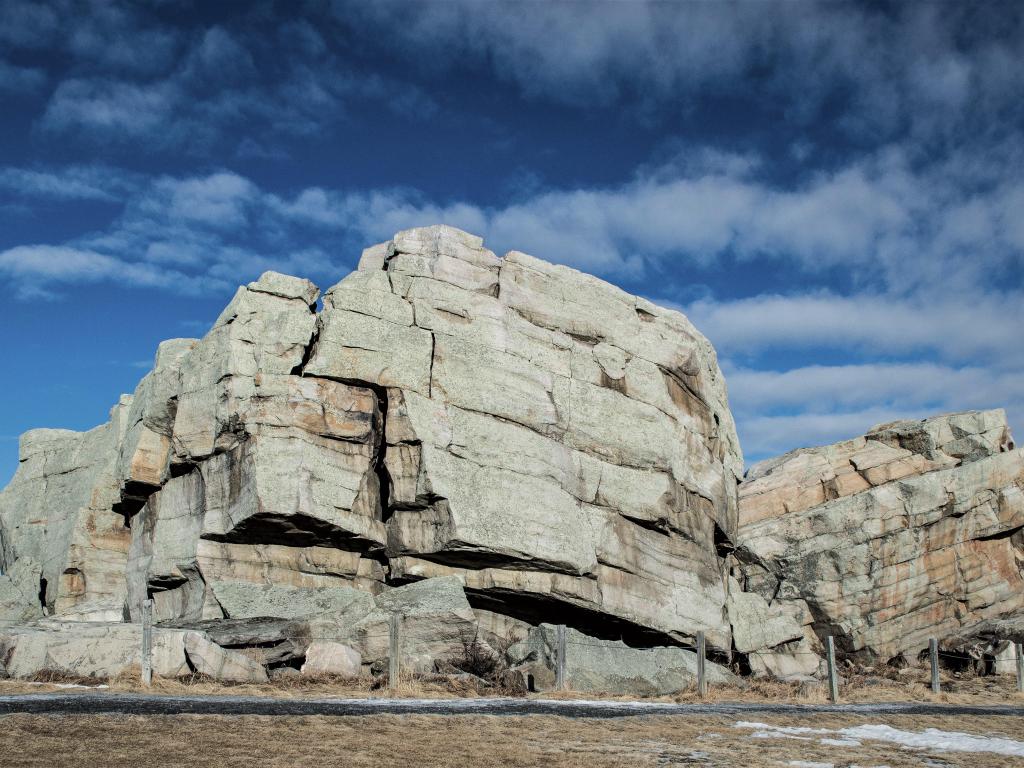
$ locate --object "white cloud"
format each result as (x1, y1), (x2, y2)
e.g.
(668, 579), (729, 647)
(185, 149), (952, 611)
(161, 172), (257, 228)
(725, 361), (1024, 461)
(0, 165), (137, 202)
(42, 79), (180, 140)
(0, 244), (210, 297)
(685, 291), (1024, 369)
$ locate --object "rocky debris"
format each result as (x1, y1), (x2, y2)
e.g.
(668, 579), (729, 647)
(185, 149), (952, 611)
(509, 624), (734, 694)
(942, 615), (1024, 675)
(736, 410), (1024, 664)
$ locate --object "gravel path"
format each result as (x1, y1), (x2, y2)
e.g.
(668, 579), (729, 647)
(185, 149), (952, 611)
(2, 694), (1023, 718)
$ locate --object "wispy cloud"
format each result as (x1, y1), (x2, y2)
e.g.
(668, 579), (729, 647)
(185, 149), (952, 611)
(336, 1), (1024, 145)
(0, 165), (139, 202)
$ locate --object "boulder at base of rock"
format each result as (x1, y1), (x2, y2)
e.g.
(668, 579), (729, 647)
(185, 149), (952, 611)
(509, 624), (734, 695)
(300, 641), (362, 677)
(182, 632), (268, 683)
(0, 621), (193, 679)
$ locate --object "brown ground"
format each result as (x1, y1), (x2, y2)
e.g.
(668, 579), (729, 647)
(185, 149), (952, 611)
(2, 662), (1021, 706)
(2, 711), (1023, 767)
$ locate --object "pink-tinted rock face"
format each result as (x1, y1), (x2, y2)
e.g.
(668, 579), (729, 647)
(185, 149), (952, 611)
(736, 410), (1024, 663)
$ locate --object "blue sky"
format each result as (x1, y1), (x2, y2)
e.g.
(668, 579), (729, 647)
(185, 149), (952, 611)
(1, 0), (1022, 485)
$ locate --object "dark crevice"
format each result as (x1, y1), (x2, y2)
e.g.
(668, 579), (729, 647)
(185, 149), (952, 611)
(148, 575), (189, 593)
(399, 547), (593, 576)
(713, 523), (736, 559)
(201, 512), (385, 559)
(112, 479), (162, 527)
(976, 524), (1024, 542)
(290, 322), (320, 376)
(463, 589), (691, 649)
(37, 576), (47, 612)
(427, 333), (436, 398)
(169, 460), (198, 479)
(374, 387), (393, 522)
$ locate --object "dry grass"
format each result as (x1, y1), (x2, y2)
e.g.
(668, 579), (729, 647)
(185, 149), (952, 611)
(0, 668), (505, 699)
(2, 711), (1023, 767)
(2, 662), (1022, 706)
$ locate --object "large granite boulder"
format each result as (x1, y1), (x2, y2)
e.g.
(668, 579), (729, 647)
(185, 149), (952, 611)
(736, 411), (1023, 665)
(0, 226), (749, 684)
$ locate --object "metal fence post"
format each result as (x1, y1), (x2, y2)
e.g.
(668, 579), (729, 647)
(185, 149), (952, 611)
(555, 624), (567, 691)
(141, 598), (153, 687)
(389, 613), (401, 693)
(696, 631), (707, 697)
(826, 636), (838, 703)
(929, 638), (940, 693)
(1016, 642), (1023, 694)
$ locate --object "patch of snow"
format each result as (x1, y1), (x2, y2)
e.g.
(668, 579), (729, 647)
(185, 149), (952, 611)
(787, 762), (833, 768)
(840, 725), (1024, 757)
(736, 721), (830, 735)
(25, 682), (109, 690)
(737, 721), (1024, 757)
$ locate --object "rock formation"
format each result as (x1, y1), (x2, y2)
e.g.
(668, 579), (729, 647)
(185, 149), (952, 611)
(735, 410), (1023, 673)
(0, 225), (745, 687)
(2, 224), (1021, 690)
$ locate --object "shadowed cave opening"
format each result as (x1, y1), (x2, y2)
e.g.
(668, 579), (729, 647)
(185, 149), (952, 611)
(462, 588), (711, 652)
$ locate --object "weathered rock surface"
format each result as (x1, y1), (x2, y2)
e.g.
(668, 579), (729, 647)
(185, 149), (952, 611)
(509, 624), (734, 694)
(736, 411), (1024, 665)
(0, 226), (750, 685)
(300, 641), (361, 677)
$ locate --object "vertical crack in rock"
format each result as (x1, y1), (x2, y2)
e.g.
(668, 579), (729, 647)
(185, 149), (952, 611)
(290, 321), (320, 377)
(372, 385), (393, 523)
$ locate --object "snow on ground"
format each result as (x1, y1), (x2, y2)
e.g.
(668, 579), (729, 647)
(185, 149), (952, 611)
(24, 682), (109, 690)
(737, 721), (1024, 757)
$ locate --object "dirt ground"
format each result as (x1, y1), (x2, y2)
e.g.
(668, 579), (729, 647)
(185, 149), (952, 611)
(1, 663), (1021, 706)
(1, 711), (1022, 768)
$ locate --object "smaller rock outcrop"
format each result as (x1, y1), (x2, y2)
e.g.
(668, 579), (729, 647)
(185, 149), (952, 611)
(736, 410), (1023, 667)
